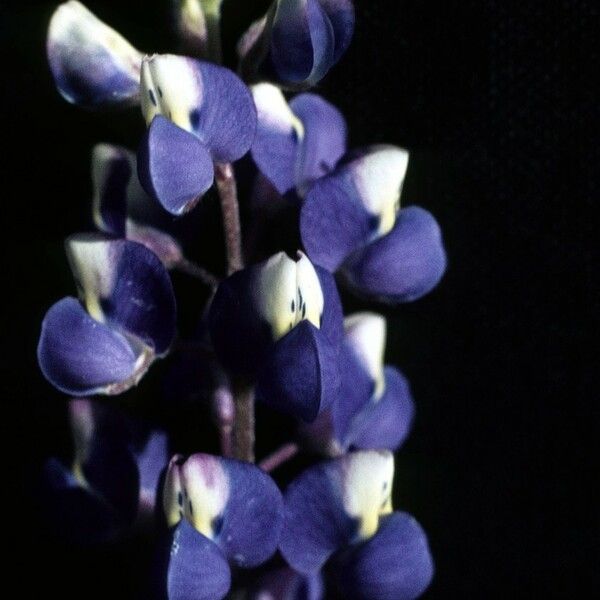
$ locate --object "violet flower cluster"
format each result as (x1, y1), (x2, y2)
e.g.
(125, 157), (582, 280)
(39, 1), (446, 598)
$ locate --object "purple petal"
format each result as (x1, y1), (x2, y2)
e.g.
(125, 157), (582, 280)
(140, 55), (256, 163)
(164, 454), (283, 568)
(37, 297), (139, 396)
(331, 343), (375, 447)
(251, 83), (301, 195)
(271, 0), (336, 86)
(301, 146), (409, 272)
(47, 1), (141, 108)
(332, 512), (434, 600)
(135, 430), (169, 510)
(301, 171), (374, 271)
(209, 252), (330, 378)
(257, 321), (340, 422)
(217, 458), (284, 567)
(66, 235), (177, 354)
(92, 143), (130, 236)
(125, 221), (185, 269)
(290, 92), (347, 192)
(252, 567), (324, 600)
(138, 115), (214, 216)
(319, 0), (355, 63)
(315, 265), (344, 349)
(167, 521), (231, 600)
(280, 450), (395, 574)
(341, 206), (447, 303)
(42, 458), (124, 544)
(81, 427), (140, 526)
(350, 367), (415, 451)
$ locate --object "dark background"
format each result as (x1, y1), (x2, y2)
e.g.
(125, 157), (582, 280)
(1, 0), (596, 597)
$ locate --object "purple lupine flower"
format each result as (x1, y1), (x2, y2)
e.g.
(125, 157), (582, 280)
(47, 1), (143, 108)
(279, 450), (434, 599)
(251, 566), (324, 600)
(238, 0), (355, 88)
(138, 54), (257, 215)
(37, 236), (176, 395)
(43, 398), (168, 544)
(47, 3), (257, 216)
(301, 312), (415, 455)
(251, 86), (447, 304)
(160, 453), (284, 600)
(208, 251), (343, 421)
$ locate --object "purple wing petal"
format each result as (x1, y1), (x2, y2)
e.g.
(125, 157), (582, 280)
(66, 235), (177, 354)
(140, 55), (256, 163)
(217, 458), (284, 567)
(341, 206), (447, 303)
(138, 115), (214, 216)
(164, 454), (283, 568)
(301, 171), (374, 271)
(167, 521), (231, 600)
(252, 567), (324, 600)
(331, 343), (375, 448)
(290, 92), (347, 192)
(315, 265), (344, 349)
(319, 0), (355, 63)
(135, 430), (169, 511)
(37, 297), (139, 396)
(251, 83), (301, 195)
(47, 1), (142, 108)
(280, 451), (395, 574)
(332, 512), (434, 600)
(91, 143), (130, 236)
(270, 0), (336, 86)
(257, 321), (340, 422)
(350, 367), (415, 451)
(42, 458), (124, 544)
(279, 455), (358, 574)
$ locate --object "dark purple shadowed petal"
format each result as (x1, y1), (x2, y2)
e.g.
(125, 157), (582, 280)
(290, 92), (347, 191)
(315, 266), (344, 348)
(279, 456), (358, 574)
(251, 567), (324, 600)
(257, 321), (340, 422)
(125, 221), (185, 269)
(319, 0), (355, 63)
(135, 430), (169, 509)
(42, 458), (124, 544)
(37, 297), (138, 396)
(216, 459), (284, 567)
(331, 343), (375, 448)
(350, 367), (415, 451)
(47, 1), (142, 108)
(167, 521), (231, 600)
(138, 115), (214, 216)
(251, 83), (300, 195)
(82, 431), (140, 526)
(331, 512), (434, 600)
(92, 143), (130, 236)
(208, 266), (275, 377)
(301, 173), (374, 272)
(341, 206), (447, 303)
(271, 0), (335, 86)
(66, 236), (177, 355)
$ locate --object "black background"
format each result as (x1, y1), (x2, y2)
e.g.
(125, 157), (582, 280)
(1, 0), (596, 597)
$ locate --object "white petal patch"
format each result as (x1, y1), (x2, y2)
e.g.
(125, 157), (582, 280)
(180, 454), (230, 539)
(254, 251), (324, 341)
(65, 234), (116, 322)
(252, 83), (304, 139)
(48, 1), (142, 103)
(175, 0), (208, 47)
(140, 54), (203, 133)
(344, 312), (387, 398)
(351, 146), (409, 235)
(341, 450), (394, 540)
